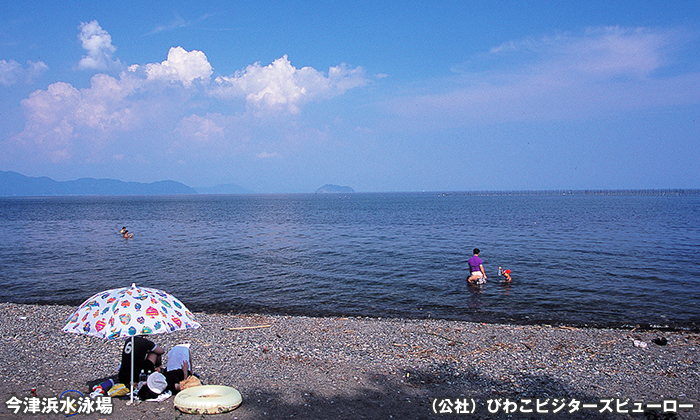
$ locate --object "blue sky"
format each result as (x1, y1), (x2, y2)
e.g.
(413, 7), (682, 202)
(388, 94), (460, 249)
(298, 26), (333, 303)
(1, 1), (699, 193)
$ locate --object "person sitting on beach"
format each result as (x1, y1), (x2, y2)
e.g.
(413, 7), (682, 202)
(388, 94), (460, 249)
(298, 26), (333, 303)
(163, 344), (200, 393)
(137, 371), (169, 401)
(499, 267), (512, 282)
(138, 344), (200, 400)
(467, 248), (487, 284)
(118, 336), (165, 386)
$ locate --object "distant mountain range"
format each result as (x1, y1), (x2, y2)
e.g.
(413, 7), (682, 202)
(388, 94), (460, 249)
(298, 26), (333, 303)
(0, 171), (198, 196)
(0, 171), (247, 196)
(0, 171), (356, 196)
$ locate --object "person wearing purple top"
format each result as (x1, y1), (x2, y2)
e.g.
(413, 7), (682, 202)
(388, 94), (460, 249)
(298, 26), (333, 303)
(468, 248), (487, 284)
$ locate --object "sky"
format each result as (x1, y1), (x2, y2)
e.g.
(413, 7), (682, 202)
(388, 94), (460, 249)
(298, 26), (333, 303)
(1, 1), (699, 193)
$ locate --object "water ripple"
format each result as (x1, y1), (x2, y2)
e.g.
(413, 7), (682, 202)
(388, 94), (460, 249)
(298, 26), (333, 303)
(0, 194), (698, 330)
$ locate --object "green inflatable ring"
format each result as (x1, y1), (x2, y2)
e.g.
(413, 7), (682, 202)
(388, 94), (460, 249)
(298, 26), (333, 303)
(174, 385), (242, 414)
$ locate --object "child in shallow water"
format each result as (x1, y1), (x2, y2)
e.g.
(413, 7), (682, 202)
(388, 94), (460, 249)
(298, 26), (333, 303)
(499, 267), (512, 282)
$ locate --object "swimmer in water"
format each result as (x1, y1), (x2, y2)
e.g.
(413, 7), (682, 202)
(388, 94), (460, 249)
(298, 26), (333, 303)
(120, 226), (126, 234)
(123, 230), (133, 239)
(499, 267), (512, 282)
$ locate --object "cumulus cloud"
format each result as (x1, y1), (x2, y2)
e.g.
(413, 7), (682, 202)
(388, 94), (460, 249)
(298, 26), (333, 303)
(11, 21), (368, 166)
(212, 55), (368, 114)
(128, 46), (213, 88)
(0, 59), (48, 85)
(175, 114), (225, 143)
(77, 20), (121, 70)
(14, 82), (81, 161)
(13, 73), (146, 162)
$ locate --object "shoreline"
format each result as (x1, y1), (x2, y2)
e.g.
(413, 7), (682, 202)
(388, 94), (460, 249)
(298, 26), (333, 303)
(1, 302), (698, 419)
(5, 300), (698, 334)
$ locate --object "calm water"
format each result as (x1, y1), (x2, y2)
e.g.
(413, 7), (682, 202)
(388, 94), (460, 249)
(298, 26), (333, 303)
(0, 193), (698, 330)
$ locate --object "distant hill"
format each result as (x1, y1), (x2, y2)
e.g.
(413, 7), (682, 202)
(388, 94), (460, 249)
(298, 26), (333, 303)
(316, 184), (355, 193)
(195, 183), (253, 194)
(0, 171), (197, 196)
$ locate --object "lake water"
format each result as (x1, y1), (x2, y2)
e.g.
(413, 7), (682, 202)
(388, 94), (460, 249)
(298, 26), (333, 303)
(0, 193), (698, 330)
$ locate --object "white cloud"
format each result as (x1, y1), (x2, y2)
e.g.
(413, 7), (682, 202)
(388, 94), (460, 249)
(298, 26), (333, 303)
(256, 151), (281, 159)
(509, 26), (672, 79)
(77, 21), (121, 70)
(13, 73), (145, 161)
(391, 26), (700, 128)
(149, 14), (189, 35)
(10, 21), (368, 166)
(0, 59), (22, 85)
(14, 82), (80, 161)
(175, 114), (225, 143)
(458, 26), (676, 80)
(147, 13), (214, 35)
(0, 59), (48, 85)
(139, 46), (213, 87)
(572, 26), (669, 77)
(27, 61), (49, 80)
(212, 55), (368, 114)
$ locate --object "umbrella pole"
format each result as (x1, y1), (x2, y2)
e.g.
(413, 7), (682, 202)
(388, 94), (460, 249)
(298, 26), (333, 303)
(130, 336), (134, 404)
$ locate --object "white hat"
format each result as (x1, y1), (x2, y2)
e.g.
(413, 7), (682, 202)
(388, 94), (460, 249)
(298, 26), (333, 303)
(147, 372), (167, 394)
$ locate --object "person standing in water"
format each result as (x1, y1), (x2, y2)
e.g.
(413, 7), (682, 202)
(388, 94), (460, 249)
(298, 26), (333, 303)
(468, 248), (487, 284)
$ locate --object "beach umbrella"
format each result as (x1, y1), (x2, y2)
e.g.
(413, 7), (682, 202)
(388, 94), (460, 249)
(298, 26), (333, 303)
(62, 283), (200, 403)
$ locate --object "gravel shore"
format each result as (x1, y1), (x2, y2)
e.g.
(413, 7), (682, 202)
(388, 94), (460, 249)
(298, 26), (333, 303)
(0, 302), (697, 420)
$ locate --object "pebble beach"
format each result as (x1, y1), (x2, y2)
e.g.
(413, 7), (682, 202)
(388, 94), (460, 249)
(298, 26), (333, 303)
(0, 302), (698, 419)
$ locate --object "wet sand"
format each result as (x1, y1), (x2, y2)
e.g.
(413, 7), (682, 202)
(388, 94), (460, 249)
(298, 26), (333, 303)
(0, 302), (698, 419)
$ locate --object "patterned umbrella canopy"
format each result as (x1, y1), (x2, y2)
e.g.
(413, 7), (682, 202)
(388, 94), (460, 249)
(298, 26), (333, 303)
(63, 283), (201, 403)
(63, 283), (200, 339)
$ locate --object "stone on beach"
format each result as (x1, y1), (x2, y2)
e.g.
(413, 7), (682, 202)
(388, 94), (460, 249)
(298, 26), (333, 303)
(0, 302), (697, 419)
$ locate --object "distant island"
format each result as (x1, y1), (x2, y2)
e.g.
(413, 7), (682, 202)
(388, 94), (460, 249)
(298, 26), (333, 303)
(0, 171), (196, 196)
(316, 184), (355, 194)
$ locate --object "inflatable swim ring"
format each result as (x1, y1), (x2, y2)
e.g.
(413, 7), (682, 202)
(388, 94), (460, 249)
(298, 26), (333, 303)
(174, 385), (242, 414)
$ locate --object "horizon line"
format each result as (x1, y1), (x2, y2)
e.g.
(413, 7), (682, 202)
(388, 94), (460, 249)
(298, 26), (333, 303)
(2, 188), (700, 198)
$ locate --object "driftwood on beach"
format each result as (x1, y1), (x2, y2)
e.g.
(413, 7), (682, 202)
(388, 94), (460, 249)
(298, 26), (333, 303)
(227, 325), (272, 331)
